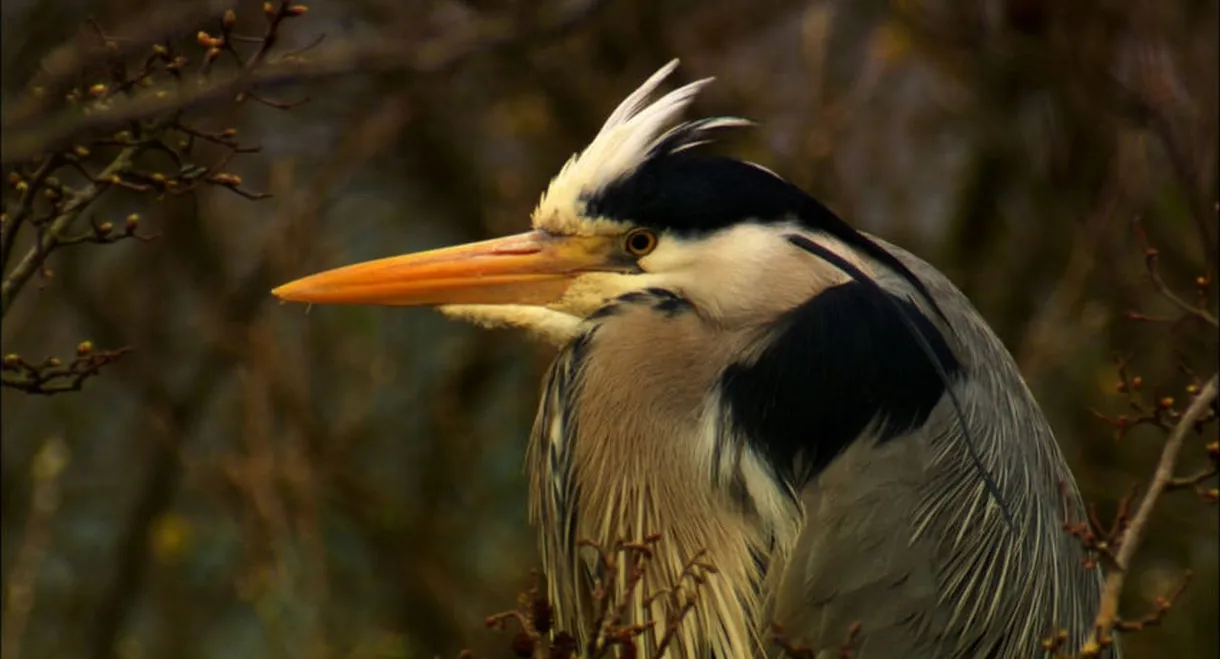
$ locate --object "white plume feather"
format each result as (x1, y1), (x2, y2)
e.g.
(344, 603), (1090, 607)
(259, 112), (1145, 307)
(532, 60), (750, 235)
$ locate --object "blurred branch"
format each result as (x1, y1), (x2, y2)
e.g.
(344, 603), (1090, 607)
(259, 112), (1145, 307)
(0, 438), (70, 659)
(65, 82), (412, 654)
(0, 155), (56, 268)
(1017, 185), (1117, 377)
(1, 342), (131, 395)
(2, 5), (299, 319)
(480, 535), (715, 659)
(1, 0), (230, 130)
(1138, 239), (1218, 328)
(1083, 375), (1218, 655)
(1, 0), (310, 163)
(1, 0), (610, 165)
(1, 145), (139, 316)
(1117, 88), (1217, 279)
(47, 187), (297, 659)
(69, 262), (285, 659)
(1113, 571), (1193, 634)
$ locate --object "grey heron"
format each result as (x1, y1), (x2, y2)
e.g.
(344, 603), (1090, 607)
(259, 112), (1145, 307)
(273, 61), (1112, 659)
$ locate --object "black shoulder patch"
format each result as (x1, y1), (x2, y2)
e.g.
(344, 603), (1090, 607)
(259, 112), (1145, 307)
(719, 281), (963, 487)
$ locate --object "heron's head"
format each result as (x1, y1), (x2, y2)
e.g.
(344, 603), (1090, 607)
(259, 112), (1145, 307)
(273, 61), (932, 344)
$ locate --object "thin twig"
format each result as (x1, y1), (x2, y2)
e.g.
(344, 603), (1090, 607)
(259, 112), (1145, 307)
(1, 1), (226, 131)
(1084, 375), (1219, 653)
(1136, 99), (1216, 279)
(1, 346), (133, 395)
(1, 0), (611, 164)
(1113, 571), (1194, 633)
(1164, 467), (1218, 491)
(1142, 245), (1219, 328)
(1, 155), (58, 269)
(0, 145), (139, 317)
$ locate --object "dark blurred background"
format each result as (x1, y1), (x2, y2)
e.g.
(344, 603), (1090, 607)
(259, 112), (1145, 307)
(1, 1), (1216, 658)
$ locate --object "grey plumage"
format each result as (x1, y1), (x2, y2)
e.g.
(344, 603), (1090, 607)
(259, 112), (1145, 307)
(773, 239), (1106, 658)
(270, 61), (1115, 659)
(528, 237), (1109, 658)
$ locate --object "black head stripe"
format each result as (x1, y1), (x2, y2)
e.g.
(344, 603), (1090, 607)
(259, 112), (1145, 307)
(585, 153), (953, 331)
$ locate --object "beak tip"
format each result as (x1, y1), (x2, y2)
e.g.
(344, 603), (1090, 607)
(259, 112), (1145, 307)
(271, 282), (304, 302)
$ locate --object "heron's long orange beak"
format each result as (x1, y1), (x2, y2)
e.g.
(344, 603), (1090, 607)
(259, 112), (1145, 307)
(272, 231), (616, 306)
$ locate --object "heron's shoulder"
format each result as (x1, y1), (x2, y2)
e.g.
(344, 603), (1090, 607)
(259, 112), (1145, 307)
(720, 277), (963, 487)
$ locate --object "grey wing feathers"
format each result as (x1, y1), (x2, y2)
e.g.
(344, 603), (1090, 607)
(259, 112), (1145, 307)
(771, 428), (950, 658)
(770, 239), (1109, 658)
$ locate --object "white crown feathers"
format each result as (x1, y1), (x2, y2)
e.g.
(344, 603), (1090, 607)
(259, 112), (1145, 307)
(532, 60), (751, 234)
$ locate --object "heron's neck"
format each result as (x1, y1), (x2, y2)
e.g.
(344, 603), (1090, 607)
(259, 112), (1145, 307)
(527, 311), (801, 658)
(535, 460), (780, 659)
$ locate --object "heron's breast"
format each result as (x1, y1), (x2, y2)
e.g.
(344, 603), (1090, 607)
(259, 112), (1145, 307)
(531, 299), (799, 658)
(572, 301), (743, 478)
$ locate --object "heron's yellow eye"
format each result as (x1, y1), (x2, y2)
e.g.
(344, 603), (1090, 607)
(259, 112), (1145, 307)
(624, 228), (658, 257)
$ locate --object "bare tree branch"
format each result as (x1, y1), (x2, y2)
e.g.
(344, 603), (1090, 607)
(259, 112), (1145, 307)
(1084, 375), (1219, 655)
(1, 0), (610, 165)
(0, 438), (70, 659)
(0, 145), (139, 316)
(1, 0), (228, 130)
